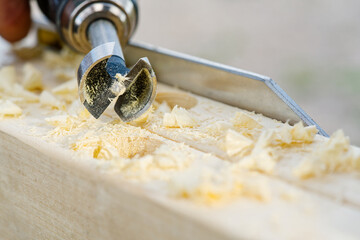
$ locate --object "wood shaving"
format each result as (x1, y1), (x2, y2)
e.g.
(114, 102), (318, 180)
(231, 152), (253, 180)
(294, 130), (360, 178)
(163, 105), (198, 128)
(0, 100), (22, 118)
(40, 90), (65, 110)
(22, 63), (43, 90)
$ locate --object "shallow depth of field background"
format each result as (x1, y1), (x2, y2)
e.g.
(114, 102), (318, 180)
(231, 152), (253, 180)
(133, 0), (360, 144)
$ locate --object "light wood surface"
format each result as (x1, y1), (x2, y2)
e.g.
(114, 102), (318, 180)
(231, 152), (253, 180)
(1, 39), (360, 240)
(2, 115), (360, 240)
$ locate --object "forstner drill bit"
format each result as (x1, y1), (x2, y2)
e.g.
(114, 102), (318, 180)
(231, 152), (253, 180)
(37, 0), (156, 121)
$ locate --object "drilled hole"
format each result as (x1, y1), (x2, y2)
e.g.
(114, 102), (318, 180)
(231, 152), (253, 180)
(155, 92), (197, 110)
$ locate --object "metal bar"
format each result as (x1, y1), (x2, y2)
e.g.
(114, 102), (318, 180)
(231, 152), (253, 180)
(124, 41), (328, 137)
(87, 19), (124, 59)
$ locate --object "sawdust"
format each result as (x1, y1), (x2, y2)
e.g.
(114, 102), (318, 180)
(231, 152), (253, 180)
(231, 112), (263, 131)
(163, 105), (198, 128)
(294, 130), (360, 179)
(51, 78), (78, 102)
(1, 47), (359, 206)
(22, 63), (43, 91)
(0, 100), (22, 118)
(0, 65), (39, 103)
(225, 121), (319, 174)
(113, 73), (129, 96)
(40, 90), (65, 110)
(224, 129), (253, 158)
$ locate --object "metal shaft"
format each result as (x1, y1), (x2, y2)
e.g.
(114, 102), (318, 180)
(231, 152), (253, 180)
(87, 19), (125, 60)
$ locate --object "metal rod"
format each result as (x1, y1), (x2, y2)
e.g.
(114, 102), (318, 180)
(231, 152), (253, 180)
(87, 19), (124, 59)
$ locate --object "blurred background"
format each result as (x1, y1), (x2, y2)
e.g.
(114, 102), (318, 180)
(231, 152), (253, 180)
(133, 0), (360, 145)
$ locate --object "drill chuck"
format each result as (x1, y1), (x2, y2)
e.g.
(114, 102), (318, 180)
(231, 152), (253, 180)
(37, 0), (138, 53)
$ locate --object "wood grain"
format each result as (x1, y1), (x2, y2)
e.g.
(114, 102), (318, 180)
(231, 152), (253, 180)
(0, 130), (236, 240)
(1, 39), (360, 240)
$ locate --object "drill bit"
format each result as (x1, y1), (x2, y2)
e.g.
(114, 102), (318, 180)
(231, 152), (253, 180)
(36, 0), (156, 122)
(78, 19), (156, 121)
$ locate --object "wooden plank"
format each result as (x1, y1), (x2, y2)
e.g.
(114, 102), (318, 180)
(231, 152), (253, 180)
(0, 130), (232, 240)
(2, 125), (360, 239)
(141, 85), (360, 209)
(1, 42), (360, 239)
